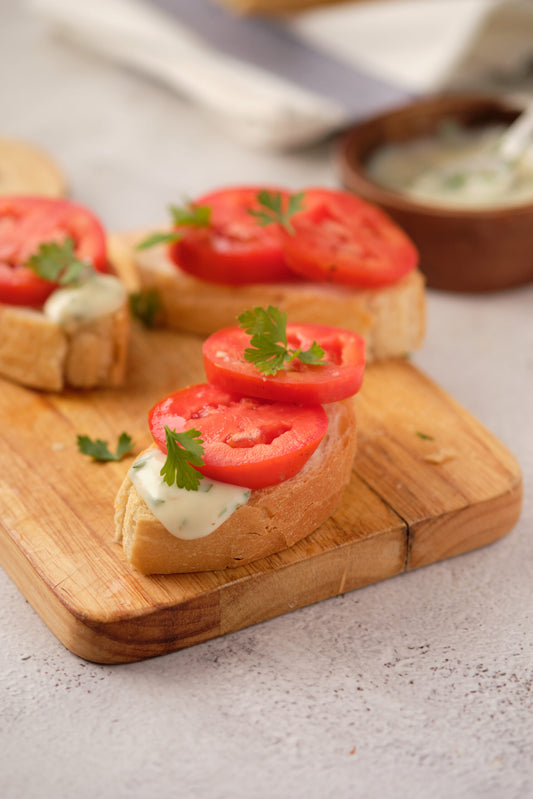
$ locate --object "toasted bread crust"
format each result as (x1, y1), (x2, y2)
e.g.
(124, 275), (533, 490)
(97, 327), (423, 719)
(0, 137), (67, 197)
(109, 231), (425, 361)
(0, 300), (129, 391)
(114, 397), (357, 574)
(0, 305), (67, 391)
(63, 303), (130, 388)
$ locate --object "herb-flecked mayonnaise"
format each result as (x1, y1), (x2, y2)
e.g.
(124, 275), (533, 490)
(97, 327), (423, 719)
(129, 448), (251, 540)
(43, 273), (126, 330)
(365, 122), (533, 209)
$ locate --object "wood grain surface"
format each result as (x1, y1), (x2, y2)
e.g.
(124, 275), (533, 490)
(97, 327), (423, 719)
(0, 325), (523, 663)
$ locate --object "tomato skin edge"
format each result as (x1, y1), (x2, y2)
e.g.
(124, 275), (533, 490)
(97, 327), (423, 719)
(169, 234), (295, 285)
(203, 355), (364, 405)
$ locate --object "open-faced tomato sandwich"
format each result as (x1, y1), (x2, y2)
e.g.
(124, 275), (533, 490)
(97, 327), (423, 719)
(110, 185), (425, 361)
(114, 306), (365, 574)
(0, 195), (130, 391)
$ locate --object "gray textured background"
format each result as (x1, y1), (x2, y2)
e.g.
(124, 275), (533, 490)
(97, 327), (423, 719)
(1, 3), (532, 798)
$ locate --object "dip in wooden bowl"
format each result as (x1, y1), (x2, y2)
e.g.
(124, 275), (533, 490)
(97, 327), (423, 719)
(337, 95), (533, 292)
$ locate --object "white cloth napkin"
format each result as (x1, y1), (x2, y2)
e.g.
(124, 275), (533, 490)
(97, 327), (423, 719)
(31, 0), (533, 149)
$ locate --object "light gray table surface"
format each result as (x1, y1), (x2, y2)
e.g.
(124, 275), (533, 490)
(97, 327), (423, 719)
(1, 3), (532, 799)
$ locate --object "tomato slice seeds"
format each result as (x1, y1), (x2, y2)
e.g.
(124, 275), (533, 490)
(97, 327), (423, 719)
(203, 323), (366, 405)
(149, 383), (329, 489)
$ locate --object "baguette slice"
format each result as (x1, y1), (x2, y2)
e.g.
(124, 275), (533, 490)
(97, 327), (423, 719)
(108, 231), (426, 362)
(115, 396), (357, 574)
(0, 137), (67, 197)
(0, 294), (129, 392)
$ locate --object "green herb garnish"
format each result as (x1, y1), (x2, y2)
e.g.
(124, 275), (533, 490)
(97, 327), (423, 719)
(416, 431), (435, 441)
(136, 231), (181, 250)
(26, 238), (92, 285)
(443, 173), (468, 191)
(129, 289), (161, 328)
(237, 305), (326, 376)
(136, 202), (211, 250)
(248, 190), (305, 233)
(160, 426), (205, 490)
(77, 432), (135, 462)
(169, 203), (211, 228)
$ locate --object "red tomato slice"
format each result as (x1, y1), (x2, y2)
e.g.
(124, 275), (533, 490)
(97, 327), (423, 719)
(148, 383), (328, 489)
(281, 187), (418, 288)
(0, 196), (108, 307)
(203, 324), (365, 405)
(169, 186), (297, 285)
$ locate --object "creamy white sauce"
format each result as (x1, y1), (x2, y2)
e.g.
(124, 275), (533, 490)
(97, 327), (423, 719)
(365, 122), (533, 209)
(129, 448), (251, 540)
(43, 273), (126, 330)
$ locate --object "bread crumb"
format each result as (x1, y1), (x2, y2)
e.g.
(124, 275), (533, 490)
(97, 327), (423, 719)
(423, 449), (456, 464)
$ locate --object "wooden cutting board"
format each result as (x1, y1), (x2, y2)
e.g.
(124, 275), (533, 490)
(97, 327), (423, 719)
(0, 325), (522, 663)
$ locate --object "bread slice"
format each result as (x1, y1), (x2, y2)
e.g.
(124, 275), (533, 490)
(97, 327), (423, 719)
(108, 231), (426, 362)
(0, 137), (67, 197)
(114, 396), (357, 574)
(0, 295), (129, 392)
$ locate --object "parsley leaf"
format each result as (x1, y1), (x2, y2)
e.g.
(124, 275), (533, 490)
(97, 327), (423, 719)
(160, 426), (205, 491)
(26, 238), (92, 285)
(169, 203), (211, 228)
(237, 305), (326, 376)
(297, 341), (327, 365)
(77, 432), (135, 462)
(136, 231), (182, 250)
(443, 173), (468, 190)
(416, 431), (435, 441)
(129, 289), (161, 328)
(248, 190), (305, 233)
(136, 202), (211, 250)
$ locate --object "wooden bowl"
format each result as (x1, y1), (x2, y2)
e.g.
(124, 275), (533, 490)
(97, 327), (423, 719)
(336, 94), (533, 293)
